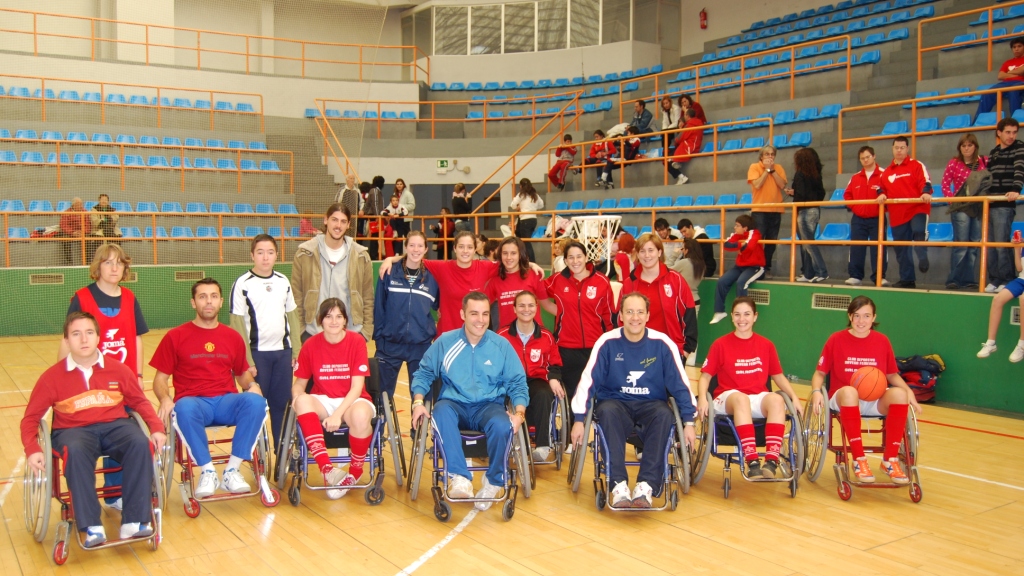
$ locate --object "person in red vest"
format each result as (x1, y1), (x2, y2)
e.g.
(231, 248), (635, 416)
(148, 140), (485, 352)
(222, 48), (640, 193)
(879, 136), (933, 289)
(58, 243), (148, 510)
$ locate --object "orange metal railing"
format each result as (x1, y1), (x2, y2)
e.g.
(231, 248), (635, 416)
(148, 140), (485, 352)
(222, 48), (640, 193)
(917, 0), (1024, 81)
(619, 36), (853, 122)
(547, 118), (775, 191)
(313, 90), (585, 139)
(836, 86), (1018, 173)
(0, 137), (293, 194)
(0, 73), (264, 131)
(0, 7), (429, 83)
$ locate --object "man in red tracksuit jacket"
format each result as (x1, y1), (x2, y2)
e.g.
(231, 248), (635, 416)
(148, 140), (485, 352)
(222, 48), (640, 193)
(21, 312), (165, 548)
(879, 136), (933, 288)
(843, 145), (890, 286)
(496, 290), (563, 462)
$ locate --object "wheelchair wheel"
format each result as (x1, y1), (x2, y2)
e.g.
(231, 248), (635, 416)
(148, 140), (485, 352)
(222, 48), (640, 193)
(837, 480), (852, 501)
(779, 392), (805, 481)
(690, 393), (713, 485)
(276, 406), (297, 491)
(502, 498), (515, 521)
(288, 475), (301, 507)
(553, 397), (569, 471)
(434, 500), (451, 522)
(407, 419), (428, 501)
(513, 423), (533, 498)
(669, 489), (679, 511)
(802, 401), (829, 482)
(903, 409), (920, 466)
(669, 398), (692, 495)
(594, 489), (606, 510)
(365, 484), (385, 506)
(723, 476), (731, 499)
(569, 410), (593, 493)
(381, 392), (406, 487)
(23, 420), (52, 543)
(161, 415), (176, 502)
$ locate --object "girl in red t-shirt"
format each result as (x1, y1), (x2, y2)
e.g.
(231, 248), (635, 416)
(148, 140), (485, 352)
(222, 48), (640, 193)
(698, 297), (802, 479)
(292, 298), (374, 499)
(485, 237), (553, 329)
(809, 295), (921, 484)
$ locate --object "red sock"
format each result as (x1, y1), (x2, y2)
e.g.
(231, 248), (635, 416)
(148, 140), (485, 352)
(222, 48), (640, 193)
(347, 434), (371, 479)
(296, 412), (332, 476)
(882, 403), (909, 460)
(736, 423), (758, 461)
(839, 405), (865, 459)
(764, 422), (785, 462)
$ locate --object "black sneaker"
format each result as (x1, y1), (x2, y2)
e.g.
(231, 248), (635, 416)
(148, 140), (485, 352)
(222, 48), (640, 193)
(761, 460), (779, 479)
(892, 280), (916, 289)
(966, 283), (980, 290)
(746, 459), (762, 478)
(945, 282), (959, 290)
(919, 257), (930, 273)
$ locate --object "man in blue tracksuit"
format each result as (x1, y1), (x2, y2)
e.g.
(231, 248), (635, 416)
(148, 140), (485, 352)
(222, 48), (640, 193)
(571, 292), (697, 509)
(411, 291), (528, 511)
(372, 232), (441, 407)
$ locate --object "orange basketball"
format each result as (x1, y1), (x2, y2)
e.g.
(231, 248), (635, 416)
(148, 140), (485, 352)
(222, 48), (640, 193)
(850, 366), (887, 401)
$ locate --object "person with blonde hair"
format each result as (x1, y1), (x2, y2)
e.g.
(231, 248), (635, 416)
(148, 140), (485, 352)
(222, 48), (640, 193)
(941, 133), (989, 290)
(510, 178), (545, 262)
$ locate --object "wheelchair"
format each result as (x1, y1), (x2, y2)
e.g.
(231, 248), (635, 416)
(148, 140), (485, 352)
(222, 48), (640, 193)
(275, 358), (398, 506)
(519, 394), (570, 489)
(802, 388), (922, 502)
(162, 407), (278, 518)
(689, 380), (805, 499)
(406, 390), (532, 522)
(23, 411), (168, 565)
(567, 398), (691, 511)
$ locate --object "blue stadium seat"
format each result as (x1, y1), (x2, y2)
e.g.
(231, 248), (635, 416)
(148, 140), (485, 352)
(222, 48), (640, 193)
(249, 141), (267, 150)
(0, 151), (15, 163)
(120, 227), (142, 238)
(215, 101), (234, 111)
(636, 197), (654, 209)
(786, 132), (812, 148)
(147, 156), (170, 168)
(240, 160), (258, 170)
(819, 104), (842, 118)
(818, 223), (851, 241)
(207, 139), (225, 148)
(184, 138), (203, 148)
(20, 151), (44, 163)
(694, 195), (714, 208)
(173, 98), (192, 108)
(28, 200), (53, 212)
(878, 121), (908, 135)
(7, 227), (29, 239)
(467, 82), (484, 91)
(73, 154), (96, 165)
(15, 129), (37, 139)
(974, 112), (1002, 127)
(162, 137), (182, 146)
(431, 82), (447, 91)
(129, 95), (150, 105)
(743, 137), (765, 149)
(196, 226), (218, 238)
(2, 200), (25, 211)
(716, 194), (737, 206)
(209, 202), (231, 213)
(305, 108), (322, 118)
(772, 134), (789, 148)
(704, 225), (722, 239)
(487, 111), (504, 119)
(466, 111), (484, 119)
(106, 94), (127, 104)
(91, 133), (113, 143)
(448, 82), (465, 91)
(569, 201), (585, 212)
(244, 226), (264, 237)
(825, 189), (846, 208)
(216, 159), (237, 170)
(700, 142), (714, 154)
(721, 139), (743, 151)
(617, 198), (635, 209)
(796, 107), (820, 122)
(162, 202), (184, 213)
(98, 154), (120, 166)
(915, 118), (939, 132)
(139, 135), (159, 145)
(194, 158), (215, 169)
(32, 88), (55, 99)
(194, 100), (211, 110)
(144, 227), (168, 238)
(381, 111), (398, 119)
(47, 153), (70, 164)
(115, 134), (137, 144)
(928, 223), (953, 242)
(186, 202), (207, 213)
(233, 203), (255, 214)
(363, 111), (378, 119)
(622, 226), (638, 238)
(136, 201), (157, 212)
(599, 199), (617, 210)
(275, 204), (297, 215)
(255, 204), (275, 214)
(941, 115), (971, 130)
(170, 157), (193, 169)
(41, 131), (63, 141)
(221, 227), (243, 238)
(110, 201), (132, 212)
(261, 160), (281, 171)
(739, 193), (752, 205)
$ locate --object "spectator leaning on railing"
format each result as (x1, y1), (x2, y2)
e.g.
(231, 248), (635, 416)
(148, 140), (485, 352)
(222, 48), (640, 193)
(984, 118), (1024, 293)
(878, 136), (932, 290)
(844, 146), (890, 287)
(941, 133), (988, 291)
(747, 145), (788, 278)
(630, 99), (654, 135)
(974, 37), (1024, 123)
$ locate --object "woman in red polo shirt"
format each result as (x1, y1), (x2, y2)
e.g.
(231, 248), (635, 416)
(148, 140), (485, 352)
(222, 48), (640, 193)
(698, 297), (802, 479)
(485, 237), (552, 328)
(809, 295), (921, 484)
(292, 298), (374, 499)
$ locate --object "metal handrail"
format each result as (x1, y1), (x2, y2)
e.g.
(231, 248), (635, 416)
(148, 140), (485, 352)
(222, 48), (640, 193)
(0, 7), (429, 83)
(917, 0), (1024, 81)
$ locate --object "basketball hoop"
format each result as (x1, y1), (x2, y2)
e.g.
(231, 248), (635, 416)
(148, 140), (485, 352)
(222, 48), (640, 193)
(567, 215), (621, 275)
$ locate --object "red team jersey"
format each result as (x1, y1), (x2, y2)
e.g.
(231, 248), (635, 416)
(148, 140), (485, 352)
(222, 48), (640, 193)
(423, 259), (498, 334)
(294, 331), (372, 401)
(816, 329), (897, 398)
(75, 286), (139, 375)
(484, 270), (549, 328)
(701, 332), (782, 397)
(149, 322), (249, 399)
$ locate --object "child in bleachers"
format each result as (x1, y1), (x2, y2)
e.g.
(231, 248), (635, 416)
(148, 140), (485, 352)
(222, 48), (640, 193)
(549, 134), (576, 191)
(711, 214), (764, 325)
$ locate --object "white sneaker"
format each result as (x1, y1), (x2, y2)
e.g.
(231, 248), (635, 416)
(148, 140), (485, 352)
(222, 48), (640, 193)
(474, 478), (502, 510)
(630, 481), (653, 508)
(881, 279), (891, 287)
(977, 342), (997, 358)
(985, 283), (999, 293)
(796, 275), (811, 283)
(676, 174), (688, 185)
(447, 474), (474, 499)
(845, 278), (862, 286)
(108, 498), (123, 512)
(119, 522), (153, 539)
(811, 276), (829, 283)
(998, 284), (1007, 292)
(83, 526), (106, 548)
(710, 312), (728, 325)
(532, 446), (551, 462)
(609, 481), (631, 508)
(194, 469), (218, 498)
(565, 443), (573, 455)
(221, 468), (251, 494)
(329, 473), (357, 500)
(324, 467), (346, 500)
(1010, 345), (1024, 363)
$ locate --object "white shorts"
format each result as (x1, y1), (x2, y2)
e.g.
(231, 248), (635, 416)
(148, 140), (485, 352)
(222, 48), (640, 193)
(828, 394), (882, 417)
(713, 390), (772, 419)
(309, 395), (376, 417)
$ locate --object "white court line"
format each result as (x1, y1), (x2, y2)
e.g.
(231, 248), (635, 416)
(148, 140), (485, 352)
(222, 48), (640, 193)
(0, 456), (25, 505)
(917, 465), (1024, 491)
(395, 509), (478, 576)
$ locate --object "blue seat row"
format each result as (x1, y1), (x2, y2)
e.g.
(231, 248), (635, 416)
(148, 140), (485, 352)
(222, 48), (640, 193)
(968, 6), (1024, 26)
(429, 66), (663, 91)
(693, 132), (813, 153)
(0, 88), (256, 112)
(875, 110), (1016, 136)
(706, 104), (841, 134)
(0, 152), (281, 171)
(4, 224), (304, 239)
(668, 52), (879, 94)
(466, 100), (614, 119)
(3, 200), (299, 214)
(0, 129), (268, 150)
(943, 24), (1024, 51)
(305, 109), (418, 119)
(739, 0), (933, 37)
(702, 27), (907, 71)
(464, 83), (638, 108)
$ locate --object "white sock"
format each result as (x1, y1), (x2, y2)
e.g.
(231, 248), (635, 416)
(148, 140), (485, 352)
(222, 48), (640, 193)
(1017, 339), (1024, 348)
(987, 339), (996, 346)
(201, 463), (216, 474)
(226, 456), (244, 471)
(120, 522), (140, 536)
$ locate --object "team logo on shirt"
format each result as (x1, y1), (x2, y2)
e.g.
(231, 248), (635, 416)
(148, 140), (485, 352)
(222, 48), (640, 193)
(664, 285), (673, 297)
(622, 371), (649, 394)
(358, 364), (368, 372)
(530, 349), (541, 362)
(586, 286), (597, 299)
(266, 285), (272, 292)
(205, 342), (216, 352)
(105, 328), (119, 340)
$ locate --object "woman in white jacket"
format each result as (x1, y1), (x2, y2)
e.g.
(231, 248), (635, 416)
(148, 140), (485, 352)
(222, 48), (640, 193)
(509, 178), (544, 263)
(393, 178), (415, 255)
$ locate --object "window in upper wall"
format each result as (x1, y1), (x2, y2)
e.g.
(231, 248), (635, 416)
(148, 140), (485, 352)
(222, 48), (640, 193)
(504, 3), (536, 53)
(435, 6), (468, 55)
(471, 5), (502, 54)
(570, 0), (599, 48)
(632, 0), (657, 44)
(603, 0), (631, 44)
(538, 0), (568, 51)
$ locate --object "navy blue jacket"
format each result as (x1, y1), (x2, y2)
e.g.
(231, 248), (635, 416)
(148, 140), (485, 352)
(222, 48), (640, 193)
(372, 263), (440, 347)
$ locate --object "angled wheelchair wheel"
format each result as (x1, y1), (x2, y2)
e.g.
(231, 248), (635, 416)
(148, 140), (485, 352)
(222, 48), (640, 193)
(513, 422), (533, 498)
(802, 400), (829, 482)
(407, 418), (429, 501)
(23, 420), (52, 543)
(669, 398), (692, 495)
(690, 392), (713, 485)
(553, 397), (569, 471)
(779, 392), (805, 481)
(569, 410), (593, 493)
(903, 409), (920, 466)
(502, 498), (515, 521)
(381, 392), (406, 488)
(161, 415), (176, 502)
(276, 405), (297, 491)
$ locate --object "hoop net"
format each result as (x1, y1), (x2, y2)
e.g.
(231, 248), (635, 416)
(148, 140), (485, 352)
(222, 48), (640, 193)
(567, 215), (621, 276)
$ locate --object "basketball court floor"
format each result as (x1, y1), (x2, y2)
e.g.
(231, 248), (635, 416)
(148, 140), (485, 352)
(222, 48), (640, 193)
(1, 331), (1021, 575)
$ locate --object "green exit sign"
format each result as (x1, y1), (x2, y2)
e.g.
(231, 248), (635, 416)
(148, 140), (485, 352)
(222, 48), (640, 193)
(437, 159), (449, 169)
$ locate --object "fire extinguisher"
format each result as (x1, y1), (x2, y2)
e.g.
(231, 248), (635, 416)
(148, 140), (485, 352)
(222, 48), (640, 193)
(700, 8), (708, 30)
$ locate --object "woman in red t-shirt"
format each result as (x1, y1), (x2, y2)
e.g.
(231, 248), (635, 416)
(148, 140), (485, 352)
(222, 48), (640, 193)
(292, 298), (374, 499)
(697, 297), (802, 479)
(809, 295), (921, 484)
(485, 237), (553, 329)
